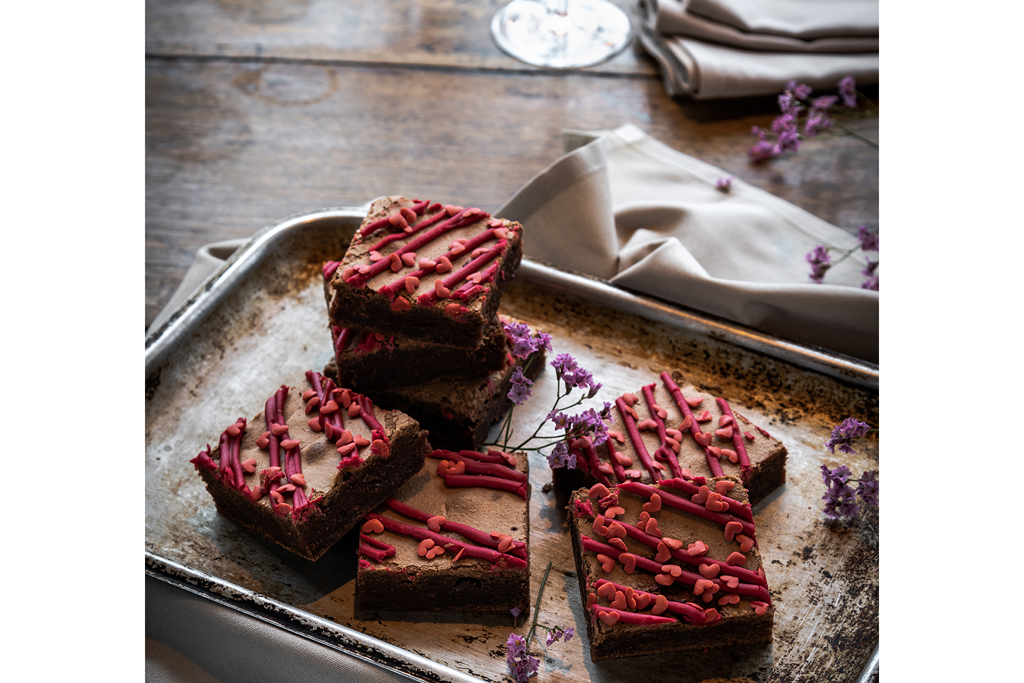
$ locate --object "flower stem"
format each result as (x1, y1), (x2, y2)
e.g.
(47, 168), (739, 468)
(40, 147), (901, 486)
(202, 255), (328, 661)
(526, 561), (554, 647)
(830, 119), (879, 149)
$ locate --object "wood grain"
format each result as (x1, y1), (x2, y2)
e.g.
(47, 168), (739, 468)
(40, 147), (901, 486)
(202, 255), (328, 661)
(146, 58), (878, 328)
(145, 0), (655, 75)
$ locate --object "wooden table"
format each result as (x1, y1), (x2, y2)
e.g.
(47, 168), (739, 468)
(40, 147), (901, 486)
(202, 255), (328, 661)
(145, 0), (878, 331)
(145, 3), (879, 681)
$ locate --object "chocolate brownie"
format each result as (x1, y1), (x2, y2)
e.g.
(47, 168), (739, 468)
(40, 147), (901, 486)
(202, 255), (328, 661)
(190, 370), (431, 561)
(324, 319), (547, 451)
(554, 370), (787, 505)
(326, 316), (507, 391)
(324, 196), (524, 348)
(356, 448), (530, 616)
(568, 476), (774, 660)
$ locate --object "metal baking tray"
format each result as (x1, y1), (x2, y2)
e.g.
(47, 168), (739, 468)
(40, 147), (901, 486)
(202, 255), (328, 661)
(145, 206), (879, 683)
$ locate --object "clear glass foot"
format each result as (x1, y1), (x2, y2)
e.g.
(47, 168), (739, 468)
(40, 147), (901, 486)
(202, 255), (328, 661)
(491, 0), (633, 69)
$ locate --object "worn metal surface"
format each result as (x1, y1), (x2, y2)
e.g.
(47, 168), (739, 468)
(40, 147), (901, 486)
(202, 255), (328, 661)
(145, 209), (878, 683)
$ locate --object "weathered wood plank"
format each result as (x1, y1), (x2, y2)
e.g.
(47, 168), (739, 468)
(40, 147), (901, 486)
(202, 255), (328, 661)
(146, 59), (878, 330)
(145, 0), (656, 75)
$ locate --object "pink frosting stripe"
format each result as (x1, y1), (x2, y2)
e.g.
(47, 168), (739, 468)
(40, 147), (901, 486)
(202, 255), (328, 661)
(660, 372), (724, 477)
(593, 579), (707, 625)
(618, 481), (756, 538)
(657, 477), (754, 523)
(616, 396), (661, 482)
(716, 398), (752, 480)
(383, 498), (527, 559)
(590, 604), (677, 626)
(365, 512), (528, 568)
(642, 384), (684, 479)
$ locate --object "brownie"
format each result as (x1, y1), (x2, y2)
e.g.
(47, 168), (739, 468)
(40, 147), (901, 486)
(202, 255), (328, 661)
(324, 196), (524, 348)
(356, 448), (531, 616)
(326, 316), (508, 391)
(324, 320), (547, 451)
(190, 370), (431, 561)
(567, 476), (774, 660)
(553, 370), (787, 505)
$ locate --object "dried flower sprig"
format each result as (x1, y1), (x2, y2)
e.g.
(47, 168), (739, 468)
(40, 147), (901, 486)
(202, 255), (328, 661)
(488, 325), (609, 469)
(806, 225), (879, 290)
(820, 418), (878, 521)
(750, 76), (878, 164)
(505, 561), (575, 682)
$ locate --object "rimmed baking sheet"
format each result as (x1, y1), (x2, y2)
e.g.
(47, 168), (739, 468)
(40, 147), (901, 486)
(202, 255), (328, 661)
(145, 207), (878, 683)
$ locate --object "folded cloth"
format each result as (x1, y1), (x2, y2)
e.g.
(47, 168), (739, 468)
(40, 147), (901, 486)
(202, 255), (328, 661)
(638, 0), (879, 99)
(497, 124), (878, 363)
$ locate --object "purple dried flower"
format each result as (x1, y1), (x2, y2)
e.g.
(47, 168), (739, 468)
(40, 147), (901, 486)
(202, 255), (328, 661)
(857, 470), (879, 506)
(716, 176), (732, 192)
(749, 138), (777, 163)
(535, 332), (553, 353)
(506, 633), (539, 683)
(550, 353), (577, 381)
(821, 463), (852, 488)
(806, 245), (831, 283)
(824, 418), (872, 454)
(838, 76), (857, 108)
(547, 410), (571, 431)
(857, 226), (879, 252)
(811, 95), (838, 111)
(793, 82), (813, 100)
(862, 258), (878, 276)
(504, 321), (551, 360)
(778, 92), (795, 113)
(861, 274), (879, 291)
(771, 112), (798, 135)
(776, 127), (801, 154)
(510, 607), (522, 620)
(545, 626), (576, 646)
(508, 366), (533, 405)
(804, 111), (833, 138)
(546, 630), (559, 647)
(562, 627), (574, 642)
(547, 441), (573, 469)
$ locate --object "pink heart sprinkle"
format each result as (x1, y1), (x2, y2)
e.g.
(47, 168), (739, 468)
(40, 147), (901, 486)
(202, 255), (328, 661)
(642, 494), (662, 513)
(337, 442), (356, 456)
(719, 594), (741, 606)
(719, 415), (734, 427)
(417, 539), (434, 556)
(368, 250), (383, 262)
(270, 423), (289, 436)
(307, 417), (322, 432)
(608, 537), (628, 552)
(666, 437), (681, 453)
(598, 611), (619, 626)
(623, 393), (638, 406)
(436, 256), (452, 274)
(444, 303), (461, 315)
(694, 579), (714, 595)
(320, 399), (338, 414)
(348, 403), (363, 418)
(388, 253), (403, 272)
(698, 563), (720, 579)
(280, 439), (300, 450)
(687, 541), (709, 557)
(361, 519), (384, 534)
(754, 603), (767, 615)
(607, 522), (627, 539)
(621, 553), (637, 574)
(388, 213), (408, 229)
(354, 435), (370, 447)
(715, 480), (735, 494)
(696, 410), (712, 422)
(655, 543), (671, 563)
(725, 521), (744, 541)
(662, 564), (682, 577)
(726, 552), (747, 567)
(337, 430), (352, 445)
(597, 582), (616, 599)
(604, 506), (626, 519)
(686, 396), (704, 408)
(652, 595), (669, 615)
(588, 483), (610, 500)
(637, 418), (658, 430)
(722, 575), (739, 589)
(591, 515), (609, 537)
(691, 486), (710, 504)
(419, 258), (437, 269)
(596, 554), (616, 573)
(498, 537), (514, 553)
(404, 276), (420, 293)
(400, 207), (417, 222)
(662, 537), (683, 551)
(694, 432), (712, 447)
(655, 573), (675, 586)
(679, 415), (693, 430)
(290, 473), (306, 486)
(737, 534), (755, 552)
(624, 469), (643, 479)
(241, 458), (257, 474)
(610, 591), (627, 610)
(391, 297), (411, 312)
(434, 280), (451, 298)
(644, 518), (662, 538)
(715, 426), (734, 439)
(613, 451), (633, 466)
(428, 515), (446, 532)
(722, 449), (738, 463)
(256, 432), (270, 448)
(702, 608), (720, 624)
(635, 592), (652, 610)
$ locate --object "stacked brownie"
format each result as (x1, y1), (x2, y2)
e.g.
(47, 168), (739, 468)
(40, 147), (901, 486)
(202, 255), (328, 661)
(322, 196), (543, 450)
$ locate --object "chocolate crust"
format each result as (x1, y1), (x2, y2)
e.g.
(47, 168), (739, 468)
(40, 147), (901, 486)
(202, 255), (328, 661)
(326, 196), (524, 348)
(567, 479), (774, 661)
(330, 318), (508, 392)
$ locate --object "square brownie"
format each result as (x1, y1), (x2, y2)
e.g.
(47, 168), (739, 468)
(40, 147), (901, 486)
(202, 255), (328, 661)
(554, 370), (787, 505)
(567, 476), (774, 660)
(356, 448), (530, 616)
(324, 319), (547, 451)
(190, 370), (431, 561)
(326, 315), (507, 391)
(324, 196), (524, 348)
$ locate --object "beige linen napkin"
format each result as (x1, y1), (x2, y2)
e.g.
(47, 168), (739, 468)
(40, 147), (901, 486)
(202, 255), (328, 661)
(638, 0), (879, 99)
(497, 124), (878, 363)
